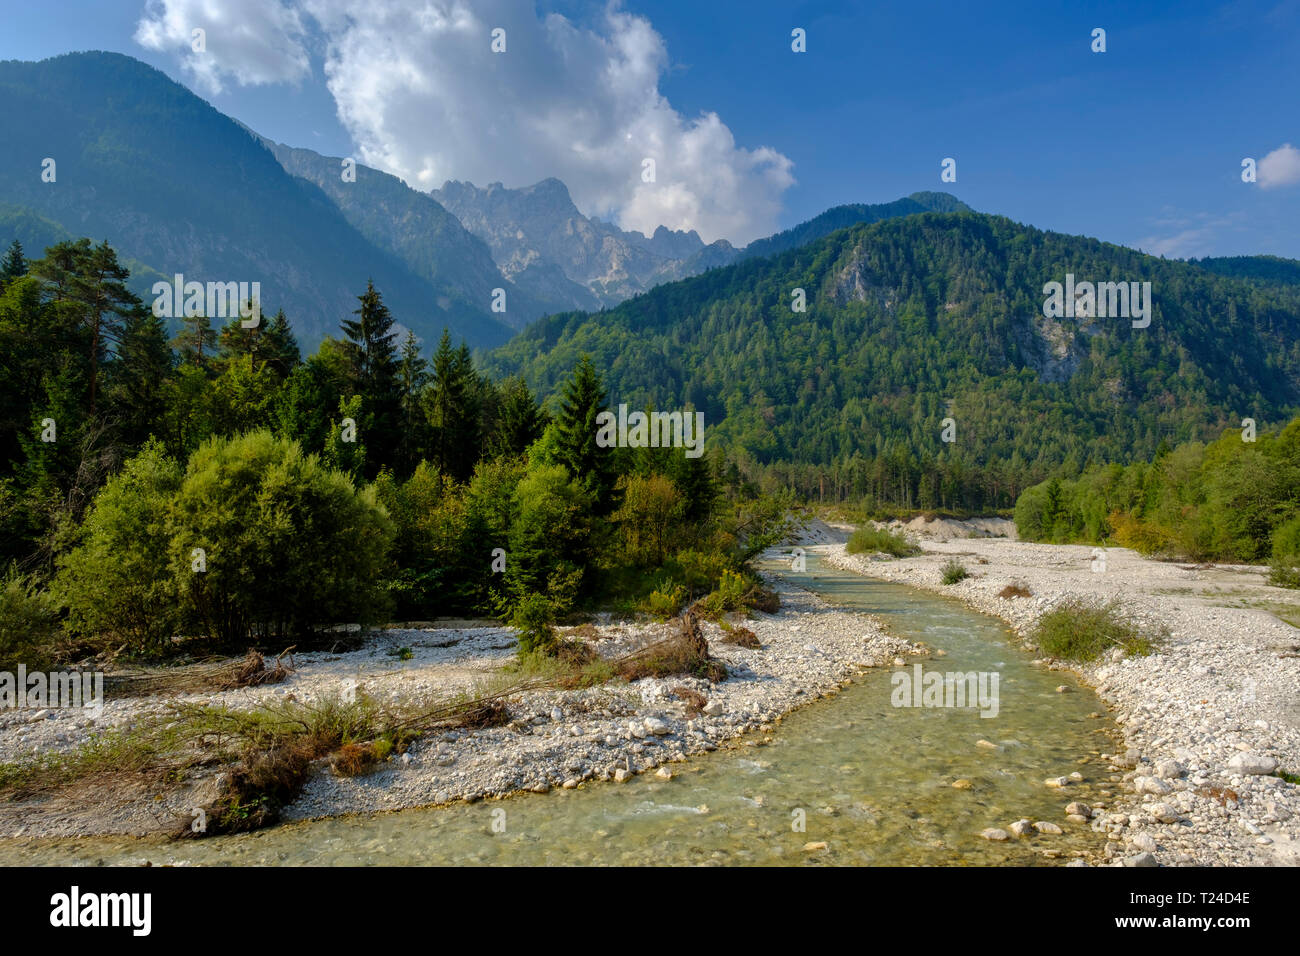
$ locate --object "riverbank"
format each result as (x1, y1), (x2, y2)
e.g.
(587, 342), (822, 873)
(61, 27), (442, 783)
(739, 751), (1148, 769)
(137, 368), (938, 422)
(820, 536), (1300, 866)
(0, 574), (921, 841)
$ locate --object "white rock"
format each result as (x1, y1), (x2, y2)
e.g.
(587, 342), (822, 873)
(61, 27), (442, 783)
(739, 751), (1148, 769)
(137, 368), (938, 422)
(644, 717), (671, 736)
(1134, 776), (1172, 795)
(1033, 821), (1063, 835)
(1132, 833), (1157, 852)
(980, 828), (1010, 841)
(1009, 819), (1033, 836)
(1226, 753), (1278, 775)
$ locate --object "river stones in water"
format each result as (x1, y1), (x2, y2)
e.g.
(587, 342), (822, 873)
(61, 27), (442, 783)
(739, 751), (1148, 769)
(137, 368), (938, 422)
(980, 828), (1011, 841)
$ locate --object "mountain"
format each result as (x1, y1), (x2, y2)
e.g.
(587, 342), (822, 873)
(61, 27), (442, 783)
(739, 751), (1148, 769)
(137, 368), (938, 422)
(735, 191), (971, 262)
(491, 211), (1300, 501)
(0, 52), (514, 349)
(432, 177), (736, 310)
(260, 138), (558, 330)
(434, 178), (972, 310)
(1188, 255), (1300, 286)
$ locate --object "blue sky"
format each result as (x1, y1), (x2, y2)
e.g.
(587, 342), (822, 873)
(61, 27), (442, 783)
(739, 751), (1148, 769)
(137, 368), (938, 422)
(3, 0), (1298, 256)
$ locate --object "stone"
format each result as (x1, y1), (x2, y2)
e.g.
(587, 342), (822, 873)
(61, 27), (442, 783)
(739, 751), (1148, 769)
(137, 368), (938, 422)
(1033, 821), (1063, 835)
(1065, 801), (1091, 817)
(976, 739), (998, 749)
(951, 779), (973, 790)
(1009, 819), (1033, 836)
(550, 707), (563, 721)
(613, 768), (632, 783)
(980, 828), (1010, 841)
(1134, 776), (1172, 795)
(561, 778), (579, 789)
(644, 717), (671, 736)
(1149, 803), (1180, 824)
(702, 700), (724, 716)
(655, 767), (673, 780)
(1124, 851), (1159, 867)
(802, 841), (829, 852)
(1131, 833), (1157, 852)
(1154, 759), (1185, 779)
(1226, 753), (1278, 775)
(1045, 776), (1069, 788)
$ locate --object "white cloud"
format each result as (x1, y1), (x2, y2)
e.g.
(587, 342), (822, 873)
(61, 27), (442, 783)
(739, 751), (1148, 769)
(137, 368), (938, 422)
(135, 0), (311, 94)
(135, 0), (793, 244)
(1257, 143), (1300, 189)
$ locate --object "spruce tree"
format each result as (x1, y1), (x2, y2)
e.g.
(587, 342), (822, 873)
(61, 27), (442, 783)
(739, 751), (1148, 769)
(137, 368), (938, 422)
(342, 280), (400, 471)
(0, 240), (26, 289)
(554, 355), (617, 514)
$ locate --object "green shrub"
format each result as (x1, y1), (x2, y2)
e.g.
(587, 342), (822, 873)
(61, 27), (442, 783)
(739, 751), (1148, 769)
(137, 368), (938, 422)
(1268, 515), (1300, 588)
(846, 525), (922, 557)
(509, 591), (559, 656)
(55, 439), (182, 652)
(939, 559), (969, 585)
(169, 430), (393, 645)
(0, 569), (63, 670)
(1031, 597), (1164, 661)
(641, 583), (687, 619)
(669, 549), (733, 597)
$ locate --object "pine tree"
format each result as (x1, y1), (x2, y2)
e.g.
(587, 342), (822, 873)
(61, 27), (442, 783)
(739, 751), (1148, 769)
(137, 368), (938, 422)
(491, 375), (546, 458)
(396, 330), (429, 476)
(107, 306), (172, 450)
(341, 280), (400, 471)
(554, 355), (617, 514)
(171, 314), (218, 368)
(0, 240), (26, 289)
(31, 239), (139, 418)
(423, 330), (480, 482)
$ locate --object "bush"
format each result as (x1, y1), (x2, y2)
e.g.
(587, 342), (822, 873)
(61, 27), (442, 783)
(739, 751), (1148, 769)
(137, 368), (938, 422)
(940, 559), (969, 585)
(509, 591), (559, 656)
(169, 431), (393, 645)
(1269, 515), (1300, 588)
(846, 525), (922, 557)
(55, 439), (182, 652)
(0, 570), (63, 670)
(641, 583), (687, 619)
(1031, 597), (1164, 661)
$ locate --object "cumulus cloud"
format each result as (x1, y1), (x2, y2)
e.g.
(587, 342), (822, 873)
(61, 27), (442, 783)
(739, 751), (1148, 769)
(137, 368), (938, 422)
(135, 0), (312, 94)
(135, 0), (793, 244)
(1257, 143), (1300, 189)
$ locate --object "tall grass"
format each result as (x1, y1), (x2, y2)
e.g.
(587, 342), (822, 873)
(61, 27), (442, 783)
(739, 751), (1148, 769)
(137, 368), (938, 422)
(846, 526), (922, 557)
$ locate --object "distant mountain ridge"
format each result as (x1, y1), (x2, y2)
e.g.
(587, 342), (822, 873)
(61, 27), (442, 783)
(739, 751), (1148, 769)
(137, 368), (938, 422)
(0, 51), (514, 349)
(431, 179), (972, 310)
(491, 210), (1300, 481)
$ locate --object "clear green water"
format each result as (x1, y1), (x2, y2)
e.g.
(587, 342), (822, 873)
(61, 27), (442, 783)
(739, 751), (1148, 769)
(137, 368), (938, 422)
(0, 556), (1116, 865)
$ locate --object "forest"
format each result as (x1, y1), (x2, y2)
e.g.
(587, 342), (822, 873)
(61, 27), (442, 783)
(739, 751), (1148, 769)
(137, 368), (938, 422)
(1013, 417), (1300, 585)
(491, 212), (1300, 512)
(0, 236), (792, 670)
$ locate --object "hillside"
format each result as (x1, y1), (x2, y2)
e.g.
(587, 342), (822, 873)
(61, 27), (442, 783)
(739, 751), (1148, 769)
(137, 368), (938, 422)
(491, 211), (1300, 506)
(0, 52), (513, 349)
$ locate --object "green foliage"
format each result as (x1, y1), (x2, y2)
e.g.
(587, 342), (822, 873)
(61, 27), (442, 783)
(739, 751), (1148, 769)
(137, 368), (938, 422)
(0, 569), (63, 670)
(1032, 598), (1163, 662)
(846, 525), (922, 557)
(939, 559), (969, 585)
(491, 213), (1300, 511)
(1268, 515), (1300, 588)
(1015, 418), (1300, 565)
(169, 430), (393, 645)
(55, 439), (181, 651)
(509, 591), (559, 656)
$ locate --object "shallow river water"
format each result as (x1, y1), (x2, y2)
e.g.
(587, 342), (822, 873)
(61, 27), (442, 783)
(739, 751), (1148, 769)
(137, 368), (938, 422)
(1, 555), (1118, 865)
